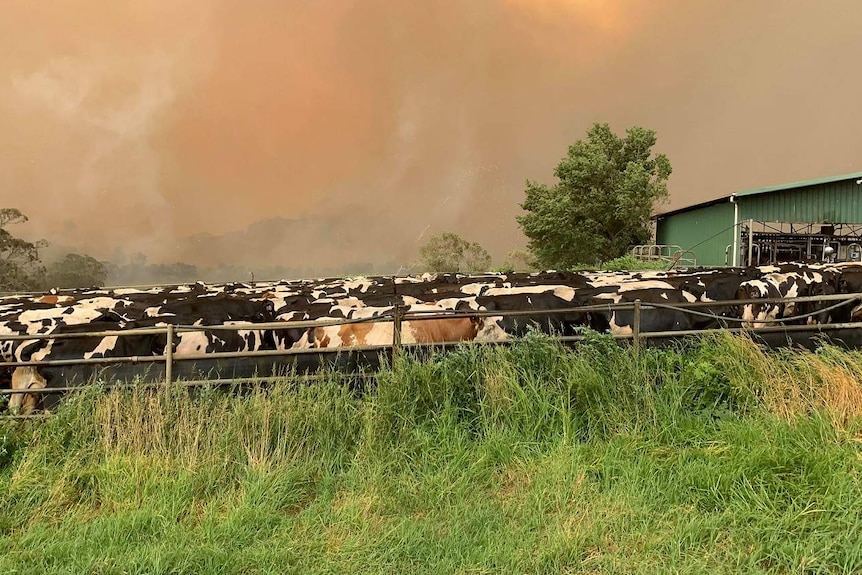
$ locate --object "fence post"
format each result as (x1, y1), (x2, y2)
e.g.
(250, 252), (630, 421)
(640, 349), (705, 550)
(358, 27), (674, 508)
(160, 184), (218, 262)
(165, 324), (173, 385)
(392, 303), (403, 359)
(633, 299), (641, 355)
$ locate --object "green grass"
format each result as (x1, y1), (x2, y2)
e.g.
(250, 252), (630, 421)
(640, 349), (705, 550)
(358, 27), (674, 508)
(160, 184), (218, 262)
(2, 333), (862, 574)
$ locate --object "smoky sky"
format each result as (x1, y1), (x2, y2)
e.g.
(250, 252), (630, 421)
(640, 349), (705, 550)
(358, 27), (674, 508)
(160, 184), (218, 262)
(2, 1), (862, 270)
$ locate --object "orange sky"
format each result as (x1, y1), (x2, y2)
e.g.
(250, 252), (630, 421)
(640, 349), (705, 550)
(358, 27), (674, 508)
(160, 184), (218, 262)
(2, 1), (861, 270)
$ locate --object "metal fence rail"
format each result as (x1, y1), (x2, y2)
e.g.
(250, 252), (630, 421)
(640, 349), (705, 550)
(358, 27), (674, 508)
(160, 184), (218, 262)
(2, 291), (862, 412)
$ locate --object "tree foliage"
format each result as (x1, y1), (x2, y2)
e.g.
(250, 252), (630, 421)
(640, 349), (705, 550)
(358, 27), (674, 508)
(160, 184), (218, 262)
(0, 209), (46, 291)
(517, 123), (672, 268)
(418, 232), (492, 273)
(0, 209), (111, 291)
(43, 253), (108, 289)
(498, 249), (538, 273)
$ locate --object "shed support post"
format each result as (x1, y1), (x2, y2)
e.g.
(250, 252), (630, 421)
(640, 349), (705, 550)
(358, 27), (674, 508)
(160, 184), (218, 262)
(633, 299), (641, 356)
(731, 196), (739, 267)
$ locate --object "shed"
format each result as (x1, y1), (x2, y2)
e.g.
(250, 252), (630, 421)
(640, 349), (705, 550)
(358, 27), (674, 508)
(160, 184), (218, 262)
(652, 171), (862, 267)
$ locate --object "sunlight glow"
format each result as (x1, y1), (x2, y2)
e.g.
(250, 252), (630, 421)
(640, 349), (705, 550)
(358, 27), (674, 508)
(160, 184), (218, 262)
(504, 0), (625, 33)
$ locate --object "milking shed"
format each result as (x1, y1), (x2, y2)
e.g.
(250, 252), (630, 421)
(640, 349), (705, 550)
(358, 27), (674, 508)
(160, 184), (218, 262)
(649, 171), (862, 267)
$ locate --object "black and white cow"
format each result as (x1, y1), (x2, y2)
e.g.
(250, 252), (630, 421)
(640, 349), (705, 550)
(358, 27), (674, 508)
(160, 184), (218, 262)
(4, 263), (862, 413)
(6, 319), (161, 414)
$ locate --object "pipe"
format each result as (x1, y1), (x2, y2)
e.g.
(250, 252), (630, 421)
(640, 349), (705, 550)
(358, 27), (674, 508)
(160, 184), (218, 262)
(1, 294), (860, 371)
(0, 327), (169, 343)
(731, 194), (739, 267)
(748, 218), (754, 266)
(7, 320), (862, 413)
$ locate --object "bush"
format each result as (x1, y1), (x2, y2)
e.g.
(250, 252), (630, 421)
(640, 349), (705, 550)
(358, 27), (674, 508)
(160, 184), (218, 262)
(600, 254), (669, 271)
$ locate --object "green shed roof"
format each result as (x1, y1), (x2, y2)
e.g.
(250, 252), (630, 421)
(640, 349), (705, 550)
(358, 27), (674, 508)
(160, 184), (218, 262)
(654, 196), (729, 220)
(734, 170), (862, 198)
(654, 170), (862, 219)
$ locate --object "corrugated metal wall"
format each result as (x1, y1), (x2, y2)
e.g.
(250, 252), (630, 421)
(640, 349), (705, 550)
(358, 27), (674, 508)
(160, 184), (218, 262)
(739, 180), (862, 223)
(656, 202), (735, 266)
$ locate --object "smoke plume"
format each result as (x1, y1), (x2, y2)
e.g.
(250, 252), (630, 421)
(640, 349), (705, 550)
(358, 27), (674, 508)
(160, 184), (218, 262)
(2, 1), (861, 274)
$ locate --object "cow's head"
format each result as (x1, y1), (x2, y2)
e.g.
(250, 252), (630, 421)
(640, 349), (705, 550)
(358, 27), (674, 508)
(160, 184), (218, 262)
(735, 281), (778, 327)
(475, 316), (509, 342)
(8, 367), (47, 415)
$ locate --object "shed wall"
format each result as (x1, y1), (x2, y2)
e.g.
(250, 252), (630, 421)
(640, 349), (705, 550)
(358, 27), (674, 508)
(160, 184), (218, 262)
(656, 202), (734, 266)
(739, 180), (862, 223)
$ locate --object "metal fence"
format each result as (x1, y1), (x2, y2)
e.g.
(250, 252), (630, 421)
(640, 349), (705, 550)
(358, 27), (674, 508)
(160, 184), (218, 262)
(2, 291), (862, 414)
(629, 244), (697, 268)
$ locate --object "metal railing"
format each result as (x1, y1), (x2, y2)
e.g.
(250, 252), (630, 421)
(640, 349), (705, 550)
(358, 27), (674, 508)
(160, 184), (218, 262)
(2, 291), (862, 412)
(630, 245), (697, 268)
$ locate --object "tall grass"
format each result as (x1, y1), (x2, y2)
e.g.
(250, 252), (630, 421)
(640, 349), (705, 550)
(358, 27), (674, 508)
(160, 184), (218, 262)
(2, 333), (862, 573)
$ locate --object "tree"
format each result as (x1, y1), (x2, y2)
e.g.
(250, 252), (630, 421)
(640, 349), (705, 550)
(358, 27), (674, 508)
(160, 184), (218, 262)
(418, 232), (492, 273)
(497, 249), (538, 273)
(517, 123), (672, 268)
(42, 253), (108, 289)
(0, 209), (46, 291)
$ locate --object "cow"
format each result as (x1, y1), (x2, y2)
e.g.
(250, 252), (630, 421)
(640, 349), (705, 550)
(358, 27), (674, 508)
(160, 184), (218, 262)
(736, 279), (783, 328)
(149, 294), (275, 324)
(5, 262), (862, 414)
(582, 288), (696, 335)
(474, 291), (590, 339)
(8, 367), (48, 415)
(5, 319), (165, 413)
(827, 264), (862, 322)
(304, 315), (496, 348)
(301, 299), (488, 349)
(0, 294), (280, 411)
(756, 268), (839, 324)
(802, 269), (843, 325)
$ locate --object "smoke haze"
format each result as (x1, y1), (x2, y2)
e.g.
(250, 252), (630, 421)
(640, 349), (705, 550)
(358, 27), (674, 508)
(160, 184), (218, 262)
(2, 1), (861, 274)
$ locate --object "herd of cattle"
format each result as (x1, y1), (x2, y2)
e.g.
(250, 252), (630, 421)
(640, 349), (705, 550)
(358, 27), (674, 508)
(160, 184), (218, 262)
(3, 262), (862, 414)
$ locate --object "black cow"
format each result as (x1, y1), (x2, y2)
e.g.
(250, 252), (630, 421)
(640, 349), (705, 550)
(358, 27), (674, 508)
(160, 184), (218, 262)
(801, 270), (841, 324)
(474, 292), (589, 338)
(579, 288), (696, 335)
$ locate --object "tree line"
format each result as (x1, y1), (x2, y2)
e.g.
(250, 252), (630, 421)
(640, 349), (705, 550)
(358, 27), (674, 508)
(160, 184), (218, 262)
(0, 209), (108, 291)
(1, 123), (671, 289)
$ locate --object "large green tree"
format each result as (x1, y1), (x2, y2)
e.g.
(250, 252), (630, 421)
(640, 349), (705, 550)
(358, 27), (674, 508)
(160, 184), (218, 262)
(418, 232), (492, 273)
(0, 209), (46, 291)
(517, 123), (672, 268)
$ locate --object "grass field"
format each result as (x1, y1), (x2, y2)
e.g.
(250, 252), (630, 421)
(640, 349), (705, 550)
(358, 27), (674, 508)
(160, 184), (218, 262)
(2, 333), (862, 574)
